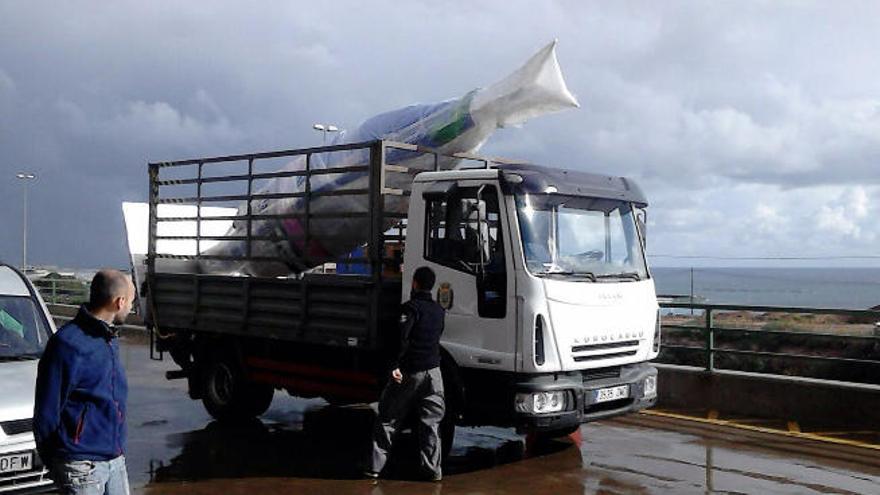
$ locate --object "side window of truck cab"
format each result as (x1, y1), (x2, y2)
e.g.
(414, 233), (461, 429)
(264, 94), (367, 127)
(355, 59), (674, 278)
(424, 185), (507, 318)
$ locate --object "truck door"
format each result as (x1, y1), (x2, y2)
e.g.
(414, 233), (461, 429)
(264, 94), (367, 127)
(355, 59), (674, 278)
(419, 182), (517, 371)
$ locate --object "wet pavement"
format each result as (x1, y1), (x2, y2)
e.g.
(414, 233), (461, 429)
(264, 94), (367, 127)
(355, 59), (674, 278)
(116, 333), (880, 494)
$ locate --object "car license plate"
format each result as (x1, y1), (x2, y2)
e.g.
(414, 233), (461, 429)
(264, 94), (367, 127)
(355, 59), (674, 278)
(0, 452), (32, 474)
(594, 385), (629, 404)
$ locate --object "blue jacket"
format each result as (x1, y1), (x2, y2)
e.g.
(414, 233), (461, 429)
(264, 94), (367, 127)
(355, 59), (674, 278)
(34, 306), (128, 462)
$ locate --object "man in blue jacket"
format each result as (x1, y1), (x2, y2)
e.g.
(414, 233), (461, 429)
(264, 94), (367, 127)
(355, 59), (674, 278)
(34, 269), (133, 495)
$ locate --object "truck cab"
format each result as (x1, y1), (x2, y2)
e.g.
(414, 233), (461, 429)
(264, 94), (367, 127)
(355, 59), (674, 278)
(405, 164), (658, 434)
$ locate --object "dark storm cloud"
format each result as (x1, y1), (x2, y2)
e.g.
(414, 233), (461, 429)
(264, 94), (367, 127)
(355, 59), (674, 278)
(1, 1), (879, 268)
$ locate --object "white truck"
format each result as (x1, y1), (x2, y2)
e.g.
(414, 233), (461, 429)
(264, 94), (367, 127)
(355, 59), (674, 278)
(135, 140), (659, 454)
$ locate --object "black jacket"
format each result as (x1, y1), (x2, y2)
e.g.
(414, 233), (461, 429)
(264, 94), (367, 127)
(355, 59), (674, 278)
(394, 290), (445, 373)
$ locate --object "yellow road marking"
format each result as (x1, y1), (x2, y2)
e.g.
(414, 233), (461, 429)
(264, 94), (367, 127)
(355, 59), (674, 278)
(812, 430), (880, 436)
(640, 409), (880, 452)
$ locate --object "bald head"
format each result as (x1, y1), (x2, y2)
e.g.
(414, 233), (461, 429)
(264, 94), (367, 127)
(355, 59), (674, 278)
(89, 269), (135, 325)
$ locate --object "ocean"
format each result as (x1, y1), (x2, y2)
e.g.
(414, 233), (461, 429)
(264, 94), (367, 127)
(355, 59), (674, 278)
(39, 265), (880, 311)
(651, 267), (880, 310)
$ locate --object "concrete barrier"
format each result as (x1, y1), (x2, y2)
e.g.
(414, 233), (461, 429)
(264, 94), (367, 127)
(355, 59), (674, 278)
(657, 363), (880, 427)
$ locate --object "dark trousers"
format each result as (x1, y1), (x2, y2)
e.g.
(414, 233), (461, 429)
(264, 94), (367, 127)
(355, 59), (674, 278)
(370, 367), (445, 478)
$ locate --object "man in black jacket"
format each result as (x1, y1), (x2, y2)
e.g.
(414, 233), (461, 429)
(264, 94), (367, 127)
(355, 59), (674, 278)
(367, 266), (446, 481)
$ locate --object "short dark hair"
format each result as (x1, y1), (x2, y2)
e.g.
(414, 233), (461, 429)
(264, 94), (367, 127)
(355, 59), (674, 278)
(89, 269), (130, 308)
(413, 266), (436, 291)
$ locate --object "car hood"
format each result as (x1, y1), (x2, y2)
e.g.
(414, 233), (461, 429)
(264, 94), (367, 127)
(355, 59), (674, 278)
(0, 359), (38, 421)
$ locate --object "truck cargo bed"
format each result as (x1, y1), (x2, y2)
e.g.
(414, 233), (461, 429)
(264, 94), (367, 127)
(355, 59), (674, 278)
(149, 272), (402, 350)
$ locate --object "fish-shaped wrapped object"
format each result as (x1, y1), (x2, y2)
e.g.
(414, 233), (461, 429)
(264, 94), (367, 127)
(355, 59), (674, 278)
(201, 40), (579, 276)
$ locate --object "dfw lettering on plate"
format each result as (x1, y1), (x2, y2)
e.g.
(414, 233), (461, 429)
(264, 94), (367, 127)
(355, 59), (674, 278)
(0, 452), (32, 473)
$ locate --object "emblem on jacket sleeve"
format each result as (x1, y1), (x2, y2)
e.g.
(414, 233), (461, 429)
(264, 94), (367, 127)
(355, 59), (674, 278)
(437, 282), (453, 310)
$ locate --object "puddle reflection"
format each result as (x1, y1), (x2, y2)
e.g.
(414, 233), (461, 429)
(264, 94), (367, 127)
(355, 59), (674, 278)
(145, 405), (578, 488)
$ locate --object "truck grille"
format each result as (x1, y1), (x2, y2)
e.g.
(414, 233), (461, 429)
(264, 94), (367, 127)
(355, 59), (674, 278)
(0, 418), (32, 436)
(571, 340), (640, 362)
(574, 350), (637, 362)
(572, 340), (639, 353)
(583, 366), (621, 381)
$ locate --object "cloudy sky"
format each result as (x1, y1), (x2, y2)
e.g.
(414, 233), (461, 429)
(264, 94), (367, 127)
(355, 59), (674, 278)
(1, 1), (879, 270)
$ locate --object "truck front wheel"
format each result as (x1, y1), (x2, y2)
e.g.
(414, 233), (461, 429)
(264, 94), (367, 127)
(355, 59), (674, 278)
(202, 355), (274, 421)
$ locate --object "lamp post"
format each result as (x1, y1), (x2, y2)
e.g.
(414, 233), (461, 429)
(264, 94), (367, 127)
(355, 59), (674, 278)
(312, 123), (339, 144)
(15, 172), (36, 271)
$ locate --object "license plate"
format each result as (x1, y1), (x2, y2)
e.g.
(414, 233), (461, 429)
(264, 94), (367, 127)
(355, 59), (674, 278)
(594, 385), (629, 404)
(0, 452), (32, 474)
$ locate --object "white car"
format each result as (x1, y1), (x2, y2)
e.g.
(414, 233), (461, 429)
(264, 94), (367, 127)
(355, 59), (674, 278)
(0, 264), (54, 493)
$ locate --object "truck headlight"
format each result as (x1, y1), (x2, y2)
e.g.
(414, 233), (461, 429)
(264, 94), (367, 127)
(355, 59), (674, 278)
(515, 391), (567, 414)
(644, 375), (657, 398)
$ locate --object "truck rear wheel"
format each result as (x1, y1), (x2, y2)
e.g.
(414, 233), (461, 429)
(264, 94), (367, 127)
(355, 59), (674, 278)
(202, 355), (274, 421)
(244, 383), (275, 417)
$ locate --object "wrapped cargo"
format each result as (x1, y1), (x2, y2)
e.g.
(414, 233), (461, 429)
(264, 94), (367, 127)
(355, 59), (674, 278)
(200, 40), (579, 276)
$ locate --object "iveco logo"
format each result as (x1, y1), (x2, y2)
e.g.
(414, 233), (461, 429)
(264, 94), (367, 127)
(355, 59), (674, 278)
(598, 293), (623, 301)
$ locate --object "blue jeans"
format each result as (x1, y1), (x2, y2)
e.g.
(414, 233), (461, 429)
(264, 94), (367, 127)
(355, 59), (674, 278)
(49, 455), (130, 495)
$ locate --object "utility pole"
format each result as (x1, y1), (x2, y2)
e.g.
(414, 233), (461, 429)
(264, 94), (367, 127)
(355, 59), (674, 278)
(690, 267), (695, 316)
(15, 172), (36, 271)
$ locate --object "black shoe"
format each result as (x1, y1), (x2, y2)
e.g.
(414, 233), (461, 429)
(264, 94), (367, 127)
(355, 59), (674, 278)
(418, 471), (442, 482)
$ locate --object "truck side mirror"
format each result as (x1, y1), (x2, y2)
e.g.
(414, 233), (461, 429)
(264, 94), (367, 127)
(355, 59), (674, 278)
(476, 203), (491, 268)
(461, 199), (490, 272)
(636, 208), (647, 248)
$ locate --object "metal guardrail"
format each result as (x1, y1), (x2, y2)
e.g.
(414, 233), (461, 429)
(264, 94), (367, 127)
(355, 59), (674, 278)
(30, 276), (90, 305)
(658, 299), (880, 382)
(47, 303), (144, 331)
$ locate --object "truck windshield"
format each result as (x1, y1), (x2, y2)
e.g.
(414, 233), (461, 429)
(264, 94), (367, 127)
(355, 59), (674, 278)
(0, 296), (51, 360)
(515, 193), (648, 280)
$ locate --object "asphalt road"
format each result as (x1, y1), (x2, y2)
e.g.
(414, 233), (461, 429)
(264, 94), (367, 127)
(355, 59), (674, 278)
(115, 333), (880, 495)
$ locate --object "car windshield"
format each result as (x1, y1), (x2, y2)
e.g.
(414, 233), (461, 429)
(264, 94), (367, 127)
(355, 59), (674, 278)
(515, 193), (648, 280)
(0, 295), (52, 360)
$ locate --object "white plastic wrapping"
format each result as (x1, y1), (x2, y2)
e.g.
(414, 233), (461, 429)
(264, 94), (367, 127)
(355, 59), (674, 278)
(200, 40), (579, 276)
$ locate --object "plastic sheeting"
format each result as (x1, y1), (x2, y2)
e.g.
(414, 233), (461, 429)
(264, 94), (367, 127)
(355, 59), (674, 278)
(200, 40), (579, 276)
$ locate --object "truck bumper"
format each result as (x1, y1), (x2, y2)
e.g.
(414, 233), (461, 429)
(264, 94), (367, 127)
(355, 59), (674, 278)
(512, 362), (657, 433)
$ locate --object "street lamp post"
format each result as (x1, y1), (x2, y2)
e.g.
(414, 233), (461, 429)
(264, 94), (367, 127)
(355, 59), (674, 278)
(312, 123), (339, 144)
(15, 172), (36, 271)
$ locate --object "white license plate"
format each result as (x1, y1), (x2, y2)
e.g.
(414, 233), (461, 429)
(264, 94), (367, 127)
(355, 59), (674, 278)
(0, 452), (33, 474)
(594, 385), (629, 404)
